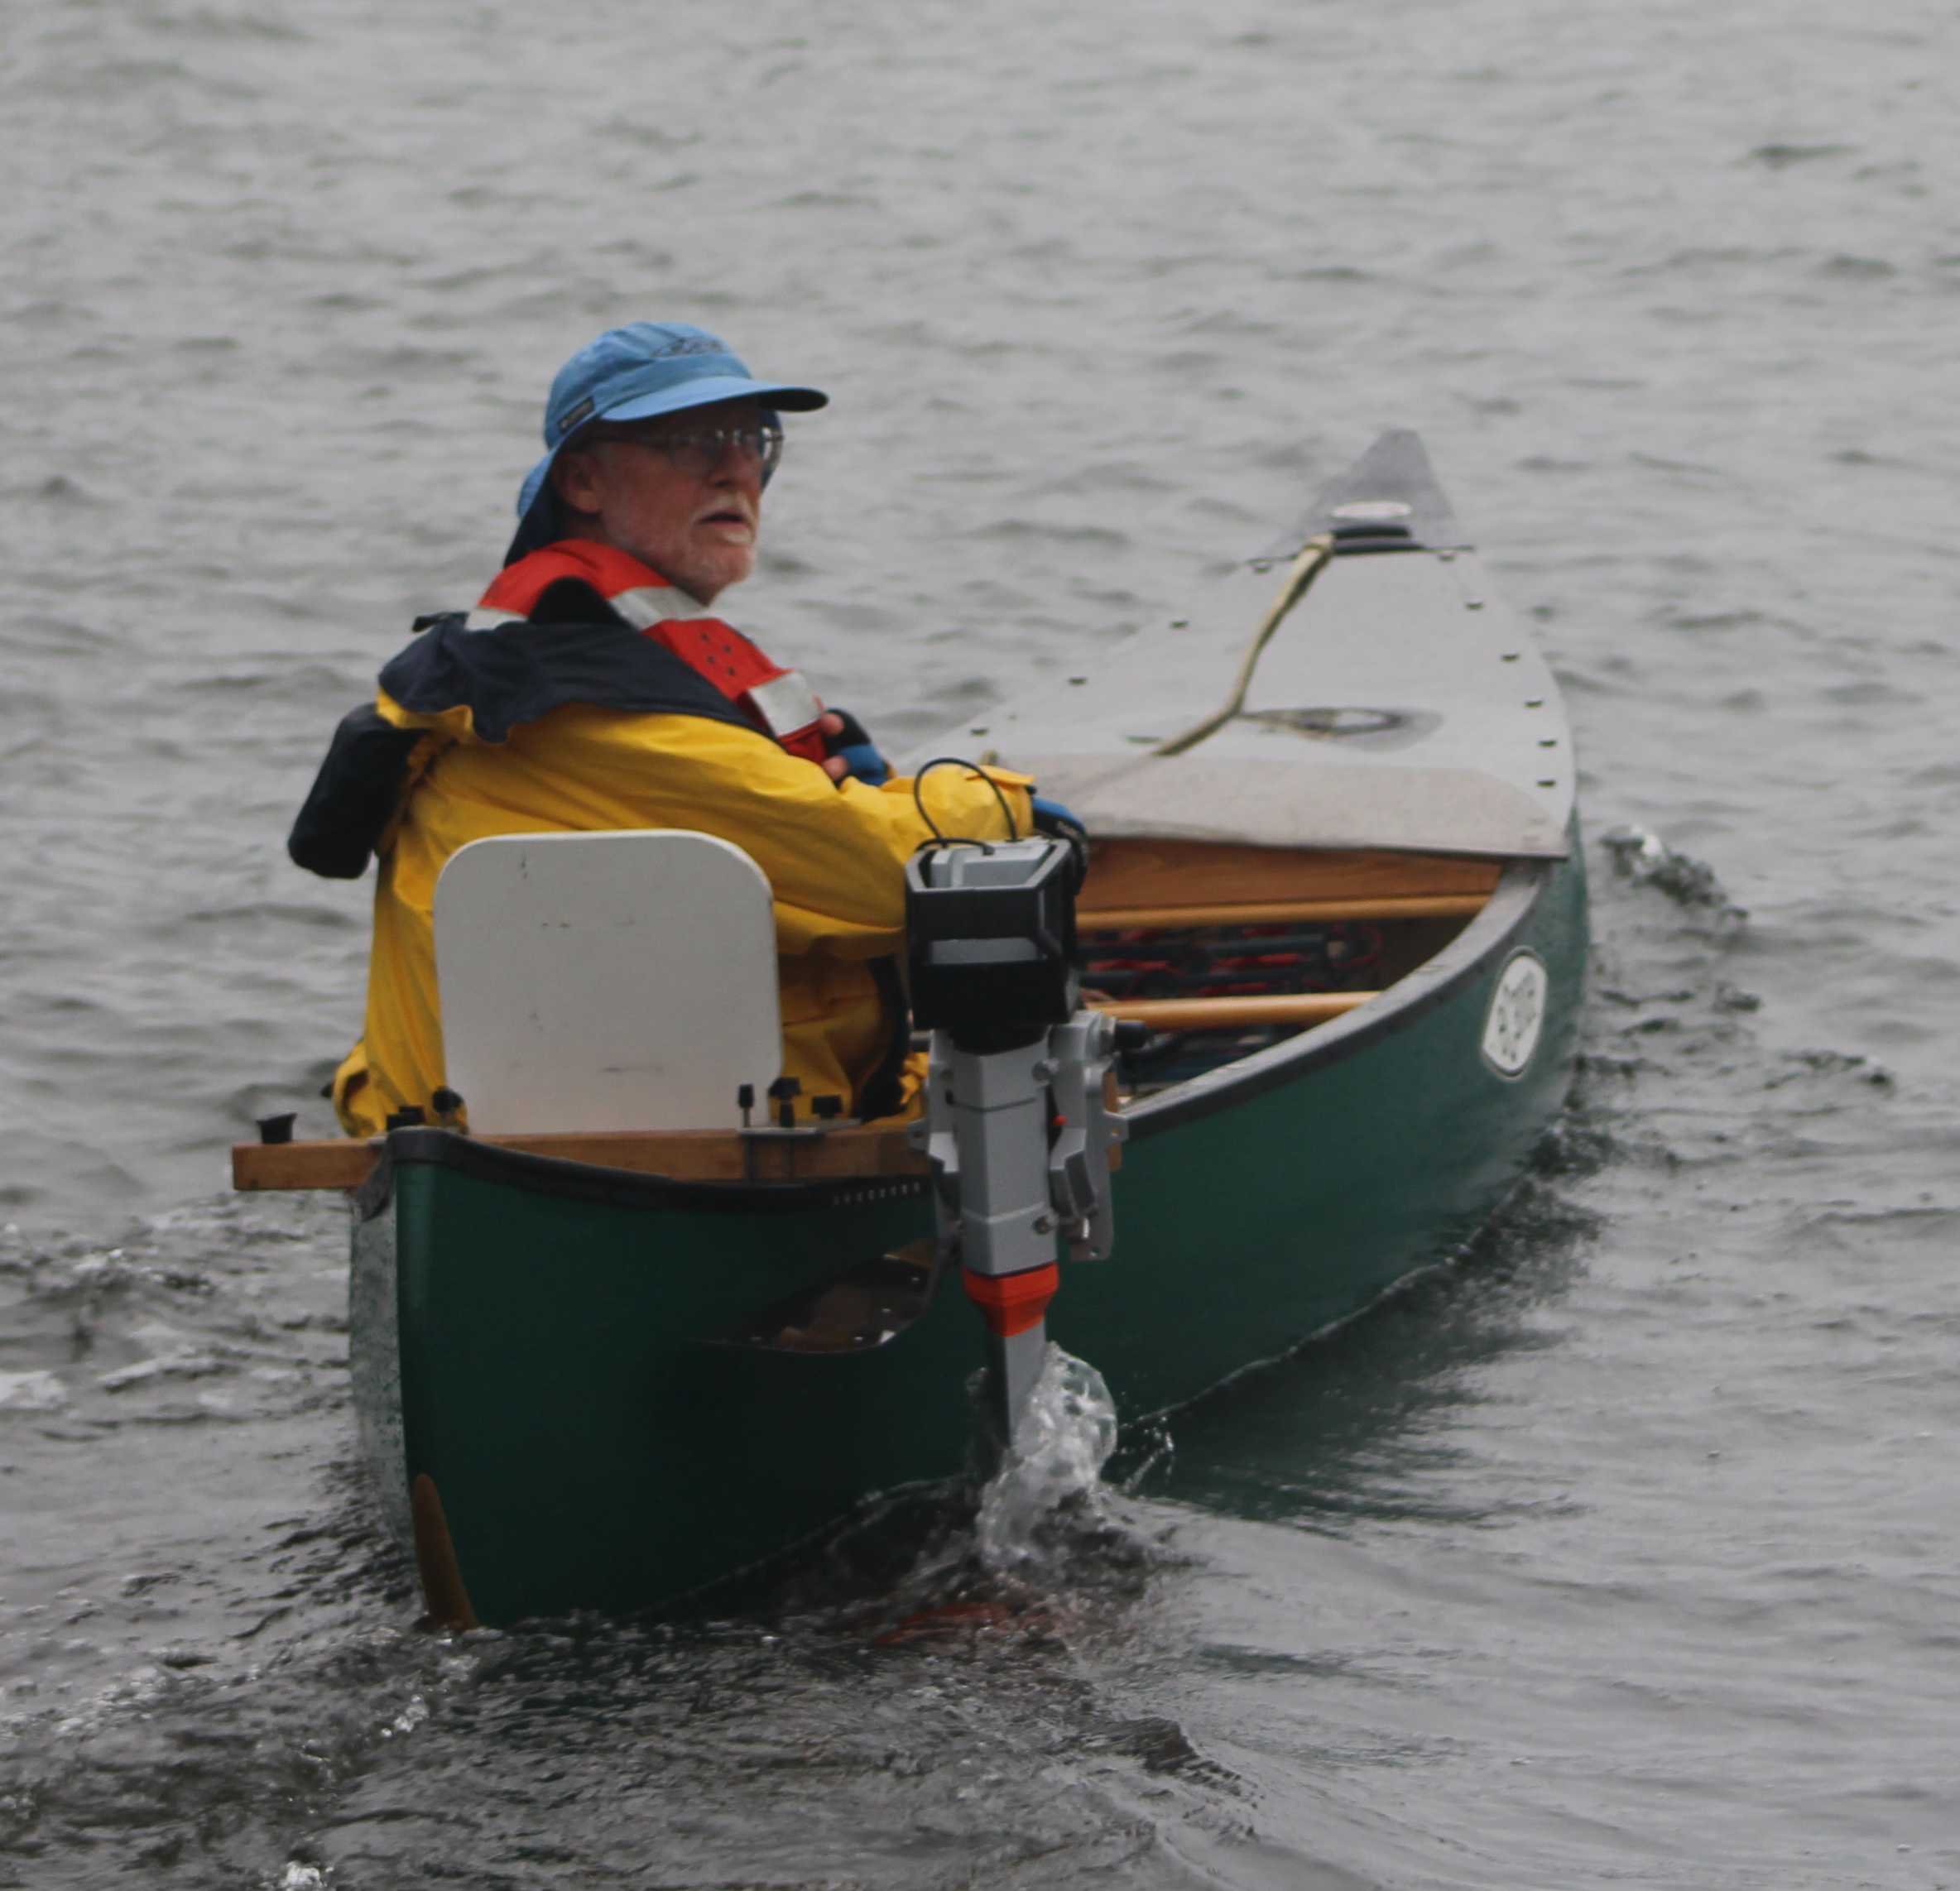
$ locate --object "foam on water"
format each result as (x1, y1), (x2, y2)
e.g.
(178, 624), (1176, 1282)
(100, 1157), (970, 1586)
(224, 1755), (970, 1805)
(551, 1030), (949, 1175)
(1600, 823), (1745, 917)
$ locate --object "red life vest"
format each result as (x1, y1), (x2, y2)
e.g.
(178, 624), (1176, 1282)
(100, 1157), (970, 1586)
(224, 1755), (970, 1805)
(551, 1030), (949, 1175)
(476, 540), (830, 766)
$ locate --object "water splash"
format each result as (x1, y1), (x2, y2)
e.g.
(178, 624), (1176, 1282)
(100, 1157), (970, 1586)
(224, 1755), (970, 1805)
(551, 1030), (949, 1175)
(1600, 824), (1744, 918)
(974, 1345), (1119, 1574)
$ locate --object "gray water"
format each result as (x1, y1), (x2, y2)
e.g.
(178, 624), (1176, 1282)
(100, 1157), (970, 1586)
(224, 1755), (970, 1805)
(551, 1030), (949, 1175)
(3, 0), (1957, 1883)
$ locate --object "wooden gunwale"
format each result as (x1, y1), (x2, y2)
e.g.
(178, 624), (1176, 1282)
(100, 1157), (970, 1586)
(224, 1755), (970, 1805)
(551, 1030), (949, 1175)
(234, 1121), (928, 1193)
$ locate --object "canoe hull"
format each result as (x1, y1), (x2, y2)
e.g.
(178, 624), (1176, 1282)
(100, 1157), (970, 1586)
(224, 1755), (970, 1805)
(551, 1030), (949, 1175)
(350, 843), (1586, 1624)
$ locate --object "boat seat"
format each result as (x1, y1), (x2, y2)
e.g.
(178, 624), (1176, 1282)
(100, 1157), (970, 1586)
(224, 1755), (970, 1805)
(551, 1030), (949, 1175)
(432, 830), (782, 1135)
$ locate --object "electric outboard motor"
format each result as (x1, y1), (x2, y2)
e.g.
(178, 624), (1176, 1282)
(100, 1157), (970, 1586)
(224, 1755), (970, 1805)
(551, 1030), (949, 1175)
(905, 836), (1080, 1047)
(906, 838), (1126, 1448)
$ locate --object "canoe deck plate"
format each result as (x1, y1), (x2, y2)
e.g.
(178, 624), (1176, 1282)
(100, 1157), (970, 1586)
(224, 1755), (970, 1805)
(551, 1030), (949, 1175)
(905, 434), (1575, 860)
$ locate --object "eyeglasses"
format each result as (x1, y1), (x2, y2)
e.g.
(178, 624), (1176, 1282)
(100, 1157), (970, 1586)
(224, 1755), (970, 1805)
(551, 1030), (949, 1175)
(588, 419), (785, 482)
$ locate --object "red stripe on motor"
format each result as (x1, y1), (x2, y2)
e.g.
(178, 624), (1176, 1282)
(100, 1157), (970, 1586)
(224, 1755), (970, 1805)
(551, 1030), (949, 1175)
(963, 1263), (1059, 1338)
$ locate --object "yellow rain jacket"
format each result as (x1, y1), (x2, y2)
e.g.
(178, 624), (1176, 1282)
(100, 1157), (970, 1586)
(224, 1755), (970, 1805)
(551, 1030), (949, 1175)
(291, 545), (1031, 1136)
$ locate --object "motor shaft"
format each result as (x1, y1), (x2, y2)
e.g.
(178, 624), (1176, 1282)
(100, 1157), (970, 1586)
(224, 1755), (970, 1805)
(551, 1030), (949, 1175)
(920, 1033), (1058, 1442)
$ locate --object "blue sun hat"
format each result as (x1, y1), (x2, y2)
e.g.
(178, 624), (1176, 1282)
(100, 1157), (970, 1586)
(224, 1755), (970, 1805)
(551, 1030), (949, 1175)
(504, 322), (828, 564)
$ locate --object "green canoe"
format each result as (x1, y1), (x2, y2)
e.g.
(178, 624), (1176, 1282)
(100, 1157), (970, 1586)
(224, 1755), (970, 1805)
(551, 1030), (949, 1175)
(299, 432), (1588, 1625)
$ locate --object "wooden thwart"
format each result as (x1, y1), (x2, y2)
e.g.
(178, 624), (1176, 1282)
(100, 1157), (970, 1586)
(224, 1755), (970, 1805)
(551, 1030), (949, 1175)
(1100, 991), (1376, 1030)
(1080, 839), (1500, 919)
(1082, 894), (1484, 929)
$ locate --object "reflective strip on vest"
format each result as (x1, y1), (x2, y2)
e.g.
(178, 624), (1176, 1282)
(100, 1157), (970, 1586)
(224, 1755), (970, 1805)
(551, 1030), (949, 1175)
(746, 670), (825, 744)
(607, 583), (718, 631)
(474, 541), (831, 766)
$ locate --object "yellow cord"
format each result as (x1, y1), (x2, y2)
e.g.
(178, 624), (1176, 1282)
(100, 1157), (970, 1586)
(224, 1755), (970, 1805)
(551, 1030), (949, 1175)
(1150, 535), (1336, 758)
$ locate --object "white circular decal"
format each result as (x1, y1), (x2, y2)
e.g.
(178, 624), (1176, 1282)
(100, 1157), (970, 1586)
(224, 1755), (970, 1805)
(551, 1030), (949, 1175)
(1482, 951), (1549, 1077)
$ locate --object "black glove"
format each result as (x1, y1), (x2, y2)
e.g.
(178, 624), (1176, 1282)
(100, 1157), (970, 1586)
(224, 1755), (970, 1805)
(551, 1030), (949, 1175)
(1030, 792), (1089, 890)
(824, 708), (891, 786)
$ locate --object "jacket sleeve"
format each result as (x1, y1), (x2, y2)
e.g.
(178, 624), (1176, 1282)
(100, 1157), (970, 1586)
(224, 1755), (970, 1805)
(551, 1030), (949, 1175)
(287, 705), (439, 879)
(651, 727), (1035, 951)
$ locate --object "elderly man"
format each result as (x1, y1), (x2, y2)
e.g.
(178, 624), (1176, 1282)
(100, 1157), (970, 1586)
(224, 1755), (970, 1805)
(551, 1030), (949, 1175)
(291, 322), (1035, 1135)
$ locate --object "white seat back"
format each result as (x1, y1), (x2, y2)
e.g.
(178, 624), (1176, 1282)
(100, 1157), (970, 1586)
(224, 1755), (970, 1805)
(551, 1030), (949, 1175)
(433, 830), (781, 1134)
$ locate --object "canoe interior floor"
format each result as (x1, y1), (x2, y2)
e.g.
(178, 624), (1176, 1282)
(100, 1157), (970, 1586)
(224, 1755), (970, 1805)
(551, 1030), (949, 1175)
(1092, 910), (1473, 1097)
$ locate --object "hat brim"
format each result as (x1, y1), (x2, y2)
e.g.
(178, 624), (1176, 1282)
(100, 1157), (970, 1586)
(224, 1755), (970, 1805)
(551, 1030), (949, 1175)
(598, 376), (827, 423)
(504, 377), (828, 565)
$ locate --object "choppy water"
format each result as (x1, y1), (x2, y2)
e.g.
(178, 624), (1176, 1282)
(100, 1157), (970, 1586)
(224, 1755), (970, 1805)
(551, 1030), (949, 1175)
(5, 0), (1958, 1884)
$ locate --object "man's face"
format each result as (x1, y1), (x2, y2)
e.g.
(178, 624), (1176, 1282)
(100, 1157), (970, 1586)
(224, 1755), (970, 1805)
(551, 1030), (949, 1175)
(552, 397), (774, 603)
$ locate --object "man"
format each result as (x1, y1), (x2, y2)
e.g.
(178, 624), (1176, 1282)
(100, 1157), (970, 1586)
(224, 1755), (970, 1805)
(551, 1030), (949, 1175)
(291, 322), (1038, 1135)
